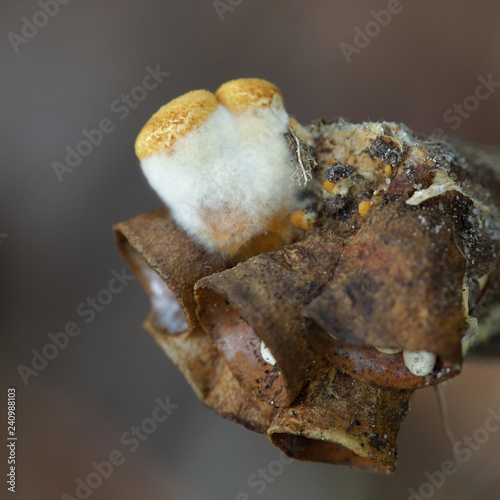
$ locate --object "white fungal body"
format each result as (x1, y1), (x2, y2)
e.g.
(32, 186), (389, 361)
(136, 79), (297, 255)
(375, 347), (402, 355)
(403, 350), (437, 376)
(260, 340), (277, 366)
(139, 259), (188, 334)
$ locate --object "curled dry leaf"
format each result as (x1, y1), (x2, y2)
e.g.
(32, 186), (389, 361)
(195, 228), (344, 406)
(115, 209), (275, 432)
(268, 365), (411, 474)
(114, 78), (500, 473)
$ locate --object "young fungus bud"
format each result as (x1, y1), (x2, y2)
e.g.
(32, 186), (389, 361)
(135, 78), (298, 256)
(403, 350), (437, 377)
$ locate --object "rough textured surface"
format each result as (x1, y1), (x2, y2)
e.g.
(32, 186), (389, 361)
(135, 90), (218, 160)
(115, 210), (276, 430)
(114, 208), (413, 473)
(306, 199), (466, 357)
(115, 118), (500, 473)
(215, 78), (283, 114)
(306, 324), (459, 390)
(114, 208), (228, 331)
(195, 228), (344, 406)
(300, 121), (500, 381)
(268, 366), (412, 474)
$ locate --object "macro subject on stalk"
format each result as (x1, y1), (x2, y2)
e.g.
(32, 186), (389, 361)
(115, 78), (500, 474)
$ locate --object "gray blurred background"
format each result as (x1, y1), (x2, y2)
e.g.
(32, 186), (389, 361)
(1, 1), (500, 499)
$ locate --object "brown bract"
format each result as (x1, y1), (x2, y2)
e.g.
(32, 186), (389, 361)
(116, 112), (500, 473)
(307, 326), (459, 390)
(114, 208), (413, 472)
(115, 209), (276, 430)
(306, 198), (466, 357)
(115, 208), (228, 331)
(195, 228), (344, 406)
(114, 208), (226, 397)
(268, 366), (411, 474)
(305, 120), (500, 385)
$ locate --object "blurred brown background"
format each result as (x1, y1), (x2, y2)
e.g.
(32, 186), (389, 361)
(1, 1), (500, 499)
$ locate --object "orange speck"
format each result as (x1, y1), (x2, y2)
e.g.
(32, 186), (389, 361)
(289, 210), (316, 231)
(290, 210), (304, 228)
(328, 158), (336, 164)
(323, 180), (336, 193)
(384, 165), (393, 177)
(358, 200), (372, 218)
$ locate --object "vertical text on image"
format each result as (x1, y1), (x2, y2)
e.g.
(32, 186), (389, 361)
(7, 388), (17, 493)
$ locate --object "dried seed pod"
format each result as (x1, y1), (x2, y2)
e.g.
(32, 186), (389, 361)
(451, 141), (500, 354)
(305, 121), (500, 386)
(307, 196), (468, 354)
(268, 365), (412, 474)
(114, 208), (228, 332)
(195, 228), (344, 406)
(143, 315), (275, 432)
(114, 208), (229, 399)
(307, 324), (458, 390)
(114, 208), (276, 431)
(116, 82), (500, 474)
(203, 363), (276, 433)
(305, 198), (466, 387)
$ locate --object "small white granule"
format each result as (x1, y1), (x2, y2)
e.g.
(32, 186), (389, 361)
(403, 350), (436, 376)
(260, 340), (276, 365)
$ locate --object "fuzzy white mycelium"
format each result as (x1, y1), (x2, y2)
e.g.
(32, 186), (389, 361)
(135, 78), (298, 255)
